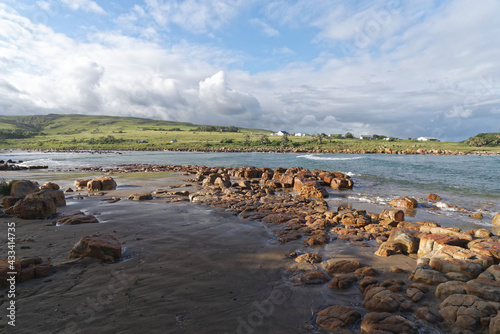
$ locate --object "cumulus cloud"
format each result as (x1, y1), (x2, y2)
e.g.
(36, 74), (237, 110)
(199, 71), (262, 119)
(249, 18), (279, 37)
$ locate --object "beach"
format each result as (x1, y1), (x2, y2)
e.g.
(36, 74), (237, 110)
(1, 161), (499, 333)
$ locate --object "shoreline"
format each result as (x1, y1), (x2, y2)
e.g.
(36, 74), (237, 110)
(2, 147), (500, 156)
(1, 165), (499, 333)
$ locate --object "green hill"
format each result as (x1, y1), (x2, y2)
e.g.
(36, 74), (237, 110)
(0, 114), (272, 150)
(465, 132), (500, 147)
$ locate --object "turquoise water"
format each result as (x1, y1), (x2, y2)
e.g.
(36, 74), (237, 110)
(2, 150), (499, 231)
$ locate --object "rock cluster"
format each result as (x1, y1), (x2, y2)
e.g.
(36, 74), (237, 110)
(0, 257), (50, 287)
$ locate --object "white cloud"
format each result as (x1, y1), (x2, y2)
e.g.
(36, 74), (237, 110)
(199, 71), (261, 119)
(60, 0), (106, 15)
(249, 18), (279, 37)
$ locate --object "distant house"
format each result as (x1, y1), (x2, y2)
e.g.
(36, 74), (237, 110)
(137, 140), (148, 143)
(170, 139), (177, 143)
(417, 137), (439, 142)
(275, 131), (290, 136)
(294, 133), (310, 137)
(359, 135), (372, 140)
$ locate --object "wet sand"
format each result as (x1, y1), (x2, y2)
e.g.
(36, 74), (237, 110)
(0, 172), (418, 334)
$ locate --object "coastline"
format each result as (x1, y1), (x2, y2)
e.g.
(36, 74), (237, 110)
(1, 165), (499, 333)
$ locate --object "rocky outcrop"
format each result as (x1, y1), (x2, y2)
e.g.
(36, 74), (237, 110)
(439, 294), (496, 333)
(9, 180), (40, 198)
(26, 189), (66, 207)
(389, 196), (418, 209)
(360, 312), (417, 334)
(53, 212), (99, 225)
(128, 192), (153, 201)
(11, 198), (56, 219)
(69, 234), (122, 263)
(316, 305), (361, 330)
(87, 177), (117, 192)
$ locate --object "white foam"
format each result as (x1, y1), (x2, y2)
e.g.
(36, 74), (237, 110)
(296, 154), (365, 161)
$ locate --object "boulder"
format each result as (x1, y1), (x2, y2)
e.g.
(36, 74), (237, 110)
(361, 312), (417, 334)
(40, 182), (60, 190)
(439, 294), (496, 332)
(295, 253), (322, 264)
(375, 241), (404, 257)
(26, 189), (66, 207)
(289, 270), (330, 285)
(87, 177), (117, 192)
(469, 212), (484, 219)
(328, 274), (357, 290)
(300, 183), (329, 199)
(427, 193), (442, 201)
(326, 260), (365, 275)
(12, 198), (56, 219)
(475, 229), (492, 239)
(303, 230), (329, 246)
(387, 228), (420, 254)
(417, 234), (464, 258)
(435, 281), (468, 300)
(1, 196), (20, 210)
(493, 213), (500, 226)
(410, 267), (448, 285)
(422, 226), (473, 242)
(330, 178), (353, 190)
(379, 209), (405, 222)
(427, 245), (494, 279)
(478, 264), (500, 281)
(363, 286), (407, 312)
(68, 234), (122, 263)
(74, 179), (91, 190)
(53, 212), (99, 225)
(389, 196), (418, 209)
(128, 192), (153, 201)
(469, 240), (500, 263)
(10, 180), (40, 198)
(316, 305), (361, 330)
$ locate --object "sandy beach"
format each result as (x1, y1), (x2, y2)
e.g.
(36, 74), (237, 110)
(0, 170), (423, 334)
(1, 166), (499, 334)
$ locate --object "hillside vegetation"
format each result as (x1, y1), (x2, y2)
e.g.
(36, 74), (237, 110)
(465, 132), (500, 147)
(0, 114), (498, 154)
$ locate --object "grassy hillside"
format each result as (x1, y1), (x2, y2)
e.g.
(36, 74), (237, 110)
(465, 132), (500, 147)
(0, 114), (498, 154)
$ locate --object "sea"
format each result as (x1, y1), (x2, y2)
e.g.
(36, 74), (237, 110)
(1, 149), (499, 232)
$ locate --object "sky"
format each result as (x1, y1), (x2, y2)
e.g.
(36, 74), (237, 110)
(0, 0), (499, 141)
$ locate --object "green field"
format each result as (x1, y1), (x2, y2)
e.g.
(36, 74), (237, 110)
(0, 114), (498, 154)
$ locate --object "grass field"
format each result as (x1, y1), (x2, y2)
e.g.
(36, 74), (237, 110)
(0, 114), (498, 154)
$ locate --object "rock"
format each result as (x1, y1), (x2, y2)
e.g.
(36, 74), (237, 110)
(128, 192), (153, 201)
(436, 281), (468, 299)
(423, 226), (473, 242)
(303, 230), (329, 246)
(12, 198), (56, 219)
(492, 213), (500, 226)
(361, 312), (417, 334)
(415, 306), (442, 323)
(26, 189), (66, 207)
(387, 228), (420, 254)
(427, 245), (494, 279)
(330, 178), (353, 190)
(475, 229), (493, 239)
(354, 267), (378, 278)
(469, 212), (484, 219)
(490, 312), (500, 334)
(375, 241), (404, 257)
(410, 268), (448, 285)
(87, 177), (117, 192)
(289, 270), (330, 285)
(439, 294), (496, 332)
(1, 196), (20, 210)
(74, 179), (91, 190)
(64, 187), (74, 193)
(406, 287), (425, 302)
(328, 274), (357, 290)
(466, 279), (500, 302)
(417, 233), (464, 258)
(295, 253), (322, 264)
(469, 240), (500, 263)
(316, 305), (361, 330)
(363, 286), (408, 312)
(9, 180), (40, 198)
(40, 182), (60, 190)
(389, 196), (418, 209)
(427, 193), (442, 201)
(379, 209), (405, 222)
(68, 234), (122, 263)
(326, 260), (365, 275)
(53, 212), (99, 225)
(300, 184), (329, 199)
(359, 277), (378, 292)
(478, 265), (500, 281)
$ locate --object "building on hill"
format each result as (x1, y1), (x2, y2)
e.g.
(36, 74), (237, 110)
(274, 131), (289, 136)
(417, 137), (439, 142)
(359, 135), (372, 140)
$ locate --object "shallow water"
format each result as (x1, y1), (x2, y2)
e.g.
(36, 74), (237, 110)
(1, 149), (499, 231)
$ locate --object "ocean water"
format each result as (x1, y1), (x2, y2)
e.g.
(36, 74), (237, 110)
(1, 150), (499, 231)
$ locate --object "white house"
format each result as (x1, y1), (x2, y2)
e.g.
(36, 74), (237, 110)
(359, 135), (372, 140)
(275, 131), (290, 136)
(294, 133), (310, 137)
(417, 137), (439, 142)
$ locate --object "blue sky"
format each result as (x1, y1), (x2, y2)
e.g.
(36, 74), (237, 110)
(1, 0), (499, 141)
